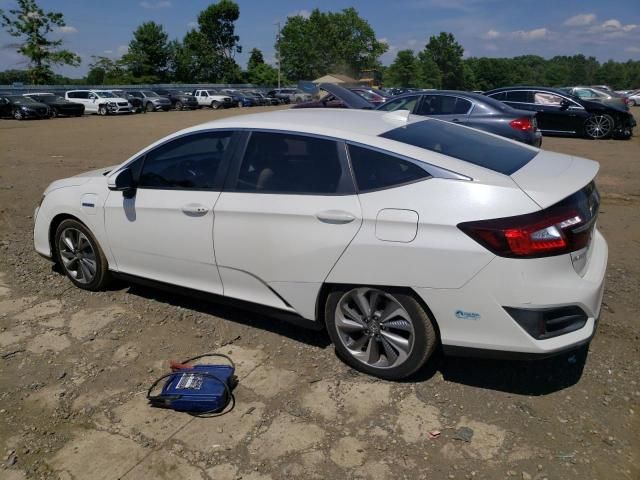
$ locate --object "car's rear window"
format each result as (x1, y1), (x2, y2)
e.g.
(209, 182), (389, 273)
(380, 119), (538, 175)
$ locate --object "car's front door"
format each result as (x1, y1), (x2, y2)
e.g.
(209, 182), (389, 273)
(531, 91), (586, 134)
(104, 130), (236, 294)
(213, 131), (362, 318)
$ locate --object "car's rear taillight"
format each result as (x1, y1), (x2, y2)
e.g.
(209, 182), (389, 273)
(509, 117), (534, 131)
(458, 183), (599, 258)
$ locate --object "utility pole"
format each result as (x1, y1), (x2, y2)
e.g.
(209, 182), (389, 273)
(275, 21), (281, 89)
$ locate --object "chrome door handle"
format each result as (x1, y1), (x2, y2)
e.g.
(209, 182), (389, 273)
(316, 210), (356, 224)
(451, 118), (461, 123)
(181, 204), (209, 216)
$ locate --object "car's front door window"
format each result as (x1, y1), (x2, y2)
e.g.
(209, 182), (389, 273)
(138, 132), (233, 190)
(377, 95), (419, 112)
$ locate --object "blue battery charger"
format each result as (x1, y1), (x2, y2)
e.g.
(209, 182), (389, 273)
(147, 354), (237, 415)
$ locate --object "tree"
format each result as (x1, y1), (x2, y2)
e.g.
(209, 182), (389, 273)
(422, 32), (464, 89)
(384, 50), (418, 87)
(416, 51), (442, 88)
(86, 56), (130, 84)
(247, 48), (264, 71)
(0, 0), (80, 84)
(122, 22), (170, 83)
(171, 1), (242, 83)
(279, 8), (387, 81)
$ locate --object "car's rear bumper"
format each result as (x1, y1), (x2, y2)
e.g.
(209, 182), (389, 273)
(414, 229), (607, 357)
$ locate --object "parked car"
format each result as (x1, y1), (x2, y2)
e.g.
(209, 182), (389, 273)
(192, 89), (233, 109)
(267, 88), (311, 103)
(484, 87), (636, 139)
(23, 93), (84, 117)
(561, 87), (629, 111)
(34, 109), (606, 380)
(0, 95), (50, 120)
(126, 90), (172, 112)
(65, 90), (132, 115)
(349, 88), (390, 106)
(107, 90), (144, 113)
(220, 89), (257, 107)
(590, 85), (613, 92)
(250, 91), (280, 106)
(377, 90), (542, 146)
(153, 89), (199, 110)
(292, 83), (374, 109)
(626, 90), (640, 107)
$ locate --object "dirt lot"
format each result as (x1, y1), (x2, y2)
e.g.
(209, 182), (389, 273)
(0, 107), (638, 480)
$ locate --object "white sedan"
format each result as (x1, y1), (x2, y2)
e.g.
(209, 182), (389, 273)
(33, 109), (607, 379)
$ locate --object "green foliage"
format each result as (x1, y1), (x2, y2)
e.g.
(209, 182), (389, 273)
(0, 0), (80, 84)
(171, 1), (242, 83)
(384, 50), (419, 87)
(416, 51), (442, 88)
(86, 56), (131, 85)
(247, 48), (264, 71)
(122, 21), (170, 83)
(279, 8), (387, 81)
(0, 69), (30, 84)
(423, 32), (464, 89)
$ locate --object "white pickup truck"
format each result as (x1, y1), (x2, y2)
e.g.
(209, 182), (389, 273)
(192, 90), (233, 109)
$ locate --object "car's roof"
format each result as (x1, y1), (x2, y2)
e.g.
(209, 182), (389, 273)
(193, 109), (424, 138)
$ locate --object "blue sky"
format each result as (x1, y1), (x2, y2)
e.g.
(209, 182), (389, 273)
(0, 0), (638, 77)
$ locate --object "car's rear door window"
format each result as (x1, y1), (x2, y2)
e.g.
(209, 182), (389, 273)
(138, 131), (233, 189)
(348, 144), (431, 192)
(380, 120), (538, 175)
(377, 95), (420, 112)
(416, 95), (472, 115)
(232, 132), (354, 194)
(506, 91), (533, 103)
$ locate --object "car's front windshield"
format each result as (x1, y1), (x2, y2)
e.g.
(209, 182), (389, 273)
(7, 96), (36, 104)
(96, 91), (116, 98)
(143, 91), (159, 97)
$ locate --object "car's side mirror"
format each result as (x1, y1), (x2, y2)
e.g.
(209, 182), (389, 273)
(108, 168), (136, 198)
(559, 99), (571, 110)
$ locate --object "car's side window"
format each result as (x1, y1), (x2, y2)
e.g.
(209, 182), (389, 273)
(488, 92), (507, 100)
(378, 95), (419, 112)
(534, 92), (563, 106)
(505, 91), (533, 103)
(234, 132), (352, 195)
(138, 131), (233, 190)
(348, 145), (431, 193)
(415, 95), (470, 115)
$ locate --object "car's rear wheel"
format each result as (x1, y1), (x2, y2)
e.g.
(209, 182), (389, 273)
(325, 287), (437, 380)
(54, 219), (110, 291)
(584, 114), (614, 139)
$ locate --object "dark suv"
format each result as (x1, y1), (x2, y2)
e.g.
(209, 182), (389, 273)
(154, 89), (199, 110)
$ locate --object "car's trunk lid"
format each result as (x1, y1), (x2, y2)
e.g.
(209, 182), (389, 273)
(510, 150), (599, 208)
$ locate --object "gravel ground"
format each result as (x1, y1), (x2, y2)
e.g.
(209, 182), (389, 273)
(0, 107), (638, 480)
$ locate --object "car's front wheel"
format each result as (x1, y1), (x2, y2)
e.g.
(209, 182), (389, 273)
(13, 109), (23, 120)
(325, 287), (437, 380)
(584, 114), (614, 139)
(98, 105), (108, 116)
(211, 101), (221, 109)
(54, 219), (110, 291)
(175, 101), (183, 110)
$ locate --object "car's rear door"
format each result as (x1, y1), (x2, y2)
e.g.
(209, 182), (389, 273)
(213, 131), (362, 319)
(414, 94), (472, 125)
(104, 130), (237, 294)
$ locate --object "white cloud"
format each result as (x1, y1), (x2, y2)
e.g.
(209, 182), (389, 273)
(58, 25), (78, 34)
(602, 19), (622, 29)
(187, 21), (198, 28)
(482, 29), (500, 39)
(512, 27), (549, 41)
(564, 13), (596, 27)
(625, 46), (640, 53)
(140, 1), (171, 9)
(117, 45), (129, 55)
(103, 49), (113, 55)
(288, 9), (310, 19)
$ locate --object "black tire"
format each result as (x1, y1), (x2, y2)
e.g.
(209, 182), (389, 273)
(13, 109), (23, 120)
(584, 114), (614, 139)
(50, 108), (58, 118)
(98, 105), (108, 116)
(175, 101), (183, 111)
(211, 100), (221, 109)
(146, 102), (154, 113)
(54, 219), (110, 291)
(325, 287), (437, 380)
